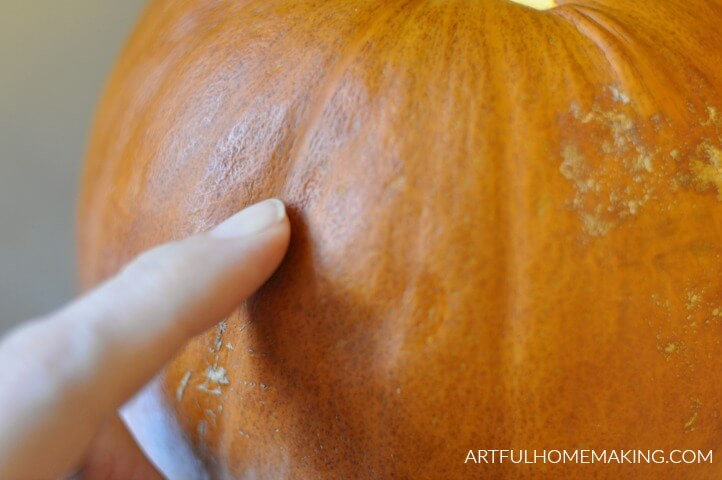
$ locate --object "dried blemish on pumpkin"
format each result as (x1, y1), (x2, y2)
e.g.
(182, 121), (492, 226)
(206, 365), (230, 385)
(685, 411), (699, 432)
(684, 399), (702, 432)
(176, 371), (192, 402)
(657, 338), (682, 361)
(690, 141), (722, 200)
(196, 366), (230, 395)
(266, 62), (284, 75)
(387, 174), (407, 192)
(559, 145), (586, 188)
(651, 293), (671, 313)
(581, 209), (613, 237)
(239, 379), (271, 391)
(626, 200), (640, 215)
(640, 155), (654, 173)
(701, 106), (718, 126)
(609, 85), (630, 105)
(712, 308), (722, 317)
(686, 290), (702, 311)
(560, 97), (722, 235)
(560, 91), (660, 236)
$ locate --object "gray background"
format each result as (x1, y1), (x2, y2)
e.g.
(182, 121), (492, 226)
(0, 0), (147, 332)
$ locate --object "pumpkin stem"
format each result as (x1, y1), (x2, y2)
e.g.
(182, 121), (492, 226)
(507, 0), (556, 10)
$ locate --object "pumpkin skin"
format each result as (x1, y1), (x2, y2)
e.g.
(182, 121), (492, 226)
(78, 0), (722, 478)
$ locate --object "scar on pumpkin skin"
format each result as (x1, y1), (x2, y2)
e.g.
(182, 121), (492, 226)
(211, 320), (227, 353)
(205, 409), (217, 427)
(197, 420), (207, 455)
(197, 384), (222, 396)
(176, 371), (192, 402)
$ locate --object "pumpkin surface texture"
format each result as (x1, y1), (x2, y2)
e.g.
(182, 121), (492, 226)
(79, 0), (722, 478)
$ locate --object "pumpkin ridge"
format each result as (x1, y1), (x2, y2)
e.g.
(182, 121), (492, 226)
(286, 0), (419, 175)
(555, 6), (645, 96)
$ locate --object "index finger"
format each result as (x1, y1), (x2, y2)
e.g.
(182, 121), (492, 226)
(0, 198), (290, 478)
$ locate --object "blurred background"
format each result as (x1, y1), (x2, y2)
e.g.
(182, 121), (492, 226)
(0, 1), (147, 332)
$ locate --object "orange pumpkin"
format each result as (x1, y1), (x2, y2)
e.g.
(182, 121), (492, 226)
(79, 0), (722, 478)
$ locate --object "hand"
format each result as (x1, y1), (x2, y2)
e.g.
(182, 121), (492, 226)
(0, 199), (291, 479)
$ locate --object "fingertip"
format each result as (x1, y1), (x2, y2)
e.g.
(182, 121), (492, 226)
(210, 198), (288, 239)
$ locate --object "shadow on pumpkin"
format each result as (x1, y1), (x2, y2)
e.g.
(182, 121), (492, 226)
(209, 204), (421, 478)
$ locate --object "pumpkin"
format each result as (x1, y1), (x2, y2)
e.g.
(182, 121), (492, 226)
(79, 0), (722, 478)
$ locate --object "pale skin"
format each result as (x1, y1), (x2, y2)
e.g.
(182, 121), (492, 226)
(0, 198), (291, 479)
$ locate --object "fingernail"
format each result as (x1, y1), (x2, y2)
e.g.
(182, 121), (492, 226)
(210, 199), (286, 238)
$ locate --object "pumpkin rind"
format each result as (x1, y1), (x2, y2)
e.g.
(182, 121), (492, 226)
(80, 1), (722, 478)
